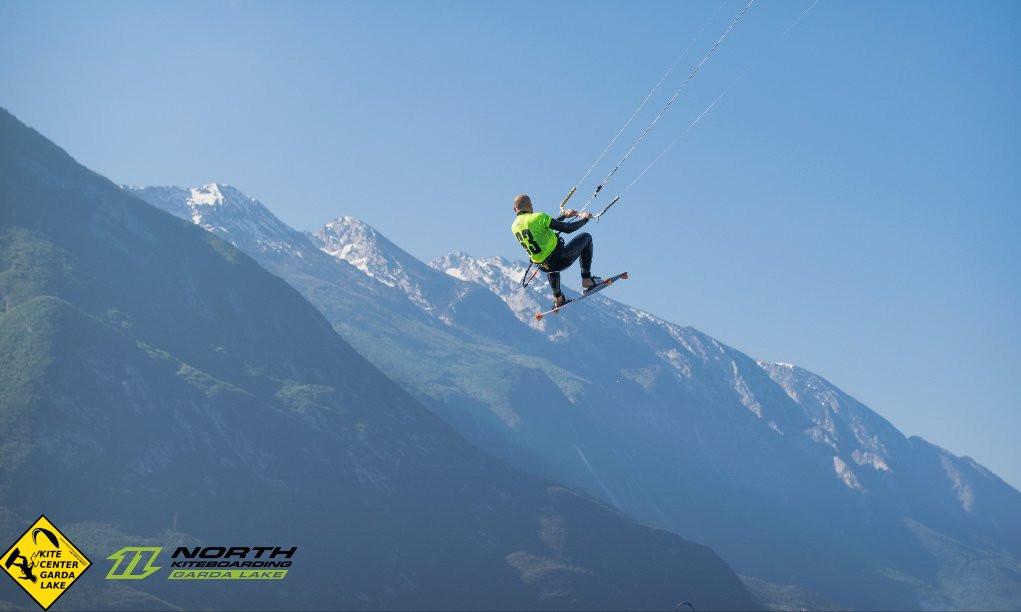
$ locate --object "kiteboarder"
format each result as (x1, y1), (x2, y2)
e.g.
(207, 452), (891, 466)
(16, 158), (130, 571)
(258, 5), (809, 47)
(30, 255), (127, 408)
(511, 194), (602, 308)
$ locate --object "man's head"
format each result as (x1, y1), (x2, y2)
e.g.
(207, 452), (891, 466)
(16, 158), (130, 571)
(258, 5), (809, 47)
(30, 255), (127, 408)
(513, 194), (533, 213)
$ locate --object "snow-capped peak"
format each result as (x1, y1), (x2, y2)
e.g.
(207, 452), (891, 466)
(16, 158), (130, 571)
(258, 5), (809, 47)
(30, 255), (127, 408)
(314, 216), (396, 278)
(315, 216), (385, 263)
(187, 183), (266, 211)
(127, 183), (304, 259)
(312, 216), (447, 312)
(322, 214), (373, 234)
(190, 183), (228, 206)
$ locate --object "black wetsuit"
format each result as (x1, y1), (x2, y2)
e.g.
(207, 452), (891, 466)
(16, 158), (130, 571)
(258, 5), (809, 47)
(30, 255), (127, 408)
(540, 215), (593, 298)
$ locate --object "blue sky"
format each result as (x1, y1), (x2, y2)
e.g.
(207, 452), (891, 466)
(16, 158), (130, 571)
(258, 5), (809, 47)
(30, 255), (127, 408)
(2, 1), (1019, 489)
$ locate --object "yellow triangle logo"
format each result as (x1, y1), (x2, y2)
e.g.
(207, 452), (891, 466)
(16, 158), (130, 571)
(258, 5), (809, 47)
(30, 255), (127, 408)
(1, 515), (91, 611)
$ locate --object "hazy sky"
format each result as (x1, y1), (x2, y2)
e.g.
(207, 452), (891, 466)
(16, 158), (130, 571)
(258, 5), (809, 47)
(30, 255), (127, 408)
(2, 1), (1019, 489)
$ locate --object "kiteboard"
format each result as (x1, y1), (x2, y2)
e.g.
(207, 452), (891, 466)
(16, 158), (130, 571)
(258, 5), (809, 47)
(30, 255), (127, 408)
(534, 272), (628, 321)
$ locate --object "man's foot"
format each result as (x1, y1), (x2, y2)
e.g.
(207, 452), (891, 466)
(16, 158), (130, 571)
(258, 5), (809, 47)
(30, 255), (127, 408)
(581, 276), (603, 291)
(553, 294), (568, 308)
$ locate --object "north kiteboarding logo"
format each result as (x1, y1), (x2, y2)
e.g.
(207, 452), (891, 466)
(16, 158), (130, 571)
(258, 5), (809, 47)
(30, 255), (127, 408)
(105, 545), (296, 580)
(106, 547), (162, 579)
(1, 515), (91, 611)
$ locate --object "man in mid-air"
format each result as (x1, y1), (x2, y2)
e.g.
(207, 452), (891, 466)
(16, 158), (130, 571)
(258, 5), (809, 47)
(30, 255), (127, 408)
(511, 194), (601, 308)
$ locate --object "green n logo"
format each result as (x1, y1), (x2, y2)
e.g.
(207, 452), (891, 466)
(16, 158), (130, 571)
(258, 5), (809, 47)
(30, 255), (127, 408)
(106, 547), (162, 579)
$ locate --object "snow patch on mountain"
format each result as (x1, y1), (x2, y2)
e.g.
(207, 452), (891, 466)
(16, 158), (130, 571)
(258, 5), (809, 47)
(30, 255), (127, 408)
(732, 361), (764, 418)
(732, 361), (785, 434)
(189, 183), (227, 206)
(833, 455), (865, 492)
(852, 450), (891, 473)
(940, 454), (976, 512)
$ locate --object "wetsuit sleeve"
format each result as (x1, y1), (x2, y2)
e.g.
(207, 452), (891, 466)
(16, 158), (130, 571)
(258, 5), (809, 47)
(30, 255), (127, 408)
(549, 216), (589, 233)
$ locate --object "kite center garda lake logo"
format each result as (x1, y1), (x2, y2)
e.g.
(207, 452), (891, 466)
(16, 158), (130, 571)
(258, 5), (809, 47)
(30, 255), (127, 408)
(1, 515), (91, 611)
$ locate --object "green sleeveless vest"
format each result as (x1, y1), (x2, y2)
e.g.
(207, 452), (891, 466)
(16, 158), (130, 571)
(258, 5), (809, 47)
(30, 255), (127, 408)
(511, 212), (559, 263)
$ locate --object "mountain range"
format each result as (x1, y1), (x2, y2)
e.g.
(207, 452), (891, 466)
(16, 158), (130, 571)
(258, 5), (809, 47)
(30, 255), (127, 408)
(127, 181), (1021, 611)
(0, 107), (757, 610)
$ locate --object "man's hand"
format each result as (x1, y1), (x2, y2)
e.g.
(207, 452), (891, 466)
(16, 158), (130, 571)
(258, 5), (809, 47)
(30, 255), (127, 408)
(561, 209), (593, 220)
